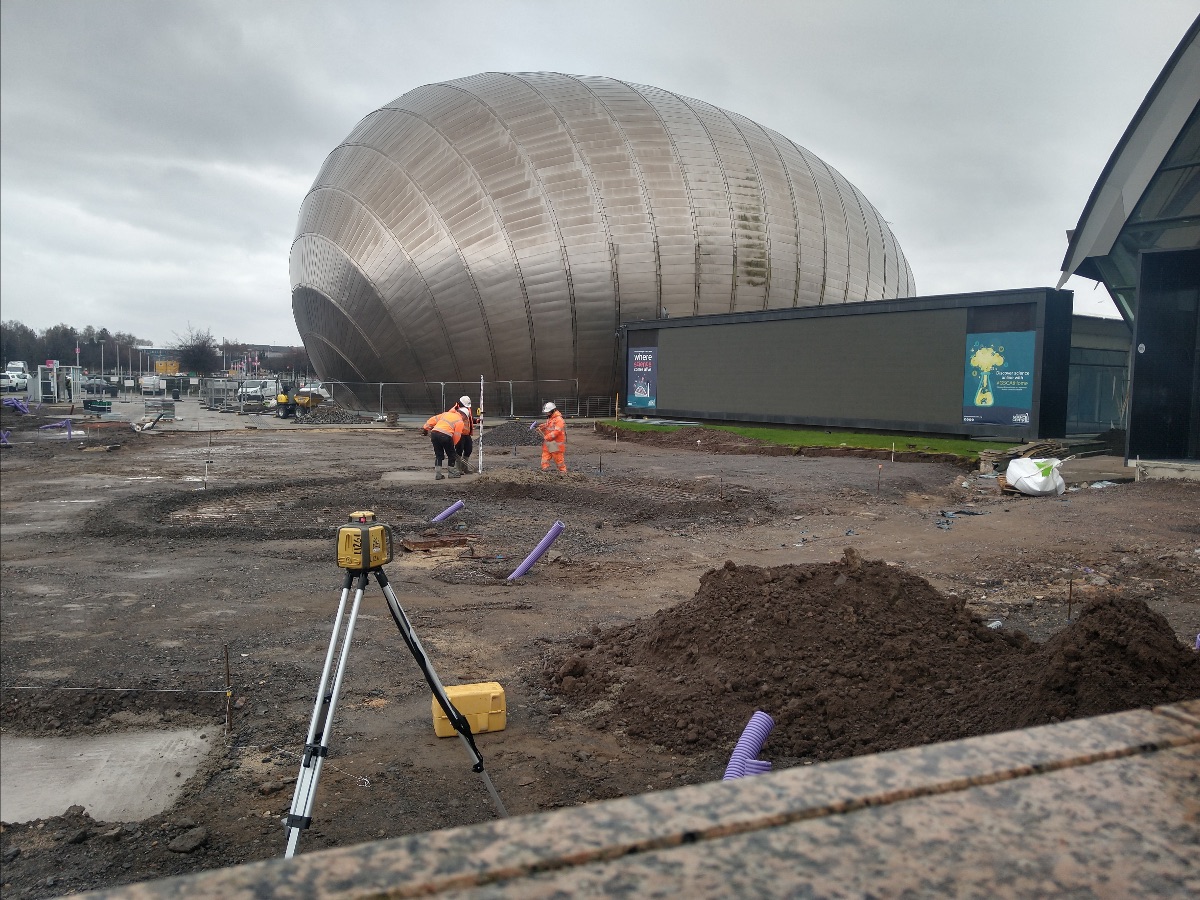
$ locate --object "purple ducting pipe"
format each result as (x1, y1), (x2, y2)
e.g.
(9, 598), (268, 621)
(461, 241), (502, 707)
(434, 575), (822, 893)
(507, 521), (564, 580)
(38, 419), (72, 439)
(723, 710), (775, 780)
(432, 500), (465, 523)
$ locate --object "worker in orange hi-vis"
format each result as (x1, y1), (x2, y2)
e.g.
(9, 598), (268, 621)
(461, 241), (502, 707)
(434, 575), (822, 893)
(453, 395), (477, 475)
(421, 406), (466, 480)
(536, 401), (567, 474)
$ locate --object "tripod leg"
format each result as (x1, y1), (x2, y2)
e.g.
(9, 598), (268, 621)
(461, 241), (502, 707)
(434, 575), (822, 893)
(284, 571), (369, 857)
(374, 569), (509, 818)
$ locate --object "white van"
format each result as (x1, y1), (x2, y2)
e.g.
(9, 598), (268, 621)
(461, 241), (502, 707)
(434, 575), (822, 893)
(238, 378), (279, 402)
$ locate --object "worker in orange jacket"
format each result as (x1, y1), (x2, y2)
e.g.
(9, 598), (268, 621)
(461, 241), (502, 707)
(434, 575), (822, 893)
(422, 406), (466, 480)
(536, 401), (567, 473)
(453, 395), (477, 475)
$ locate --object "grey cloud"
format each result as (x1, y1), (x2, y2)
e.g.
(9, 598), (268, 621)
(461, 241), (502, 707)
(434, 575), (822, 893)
(2, 0), (1196, 343)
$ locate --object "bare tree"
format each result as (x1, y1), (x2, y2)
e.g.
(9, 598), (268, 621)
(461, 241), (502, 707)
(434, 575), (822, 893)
(171, 325), (221, 375)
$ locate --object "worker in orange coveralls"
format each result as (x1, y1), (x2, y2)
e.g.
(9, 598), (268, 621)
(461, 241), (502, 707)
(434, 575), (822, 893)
(421, 406), (466, 480)
(536, 401), (567, 474)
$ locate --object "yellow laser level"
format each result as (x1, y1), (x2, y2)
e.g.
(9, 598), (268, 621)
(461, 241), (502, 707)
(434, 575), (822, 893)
(336, 510), (393, 571)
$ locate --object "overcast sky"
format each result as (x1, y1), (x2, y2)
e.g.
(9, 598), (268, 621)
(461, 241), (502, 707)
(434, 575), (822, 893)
(2, 1), (1195, 347)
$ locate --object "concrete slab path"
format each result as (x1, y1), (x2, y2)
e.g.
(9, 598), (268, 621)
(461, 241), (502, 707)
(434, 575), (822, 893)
(0, 728), (214, 823)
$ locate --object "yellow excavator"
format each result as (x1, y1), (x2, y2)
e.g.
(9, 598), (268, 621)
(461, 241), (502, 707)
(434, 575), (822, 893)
(275, 384), (326, 419)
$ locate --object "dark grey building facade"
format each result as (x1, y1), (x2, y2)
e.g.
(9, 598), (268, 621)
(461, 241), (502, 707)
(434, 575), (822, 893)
(623, 288), (1072, 441)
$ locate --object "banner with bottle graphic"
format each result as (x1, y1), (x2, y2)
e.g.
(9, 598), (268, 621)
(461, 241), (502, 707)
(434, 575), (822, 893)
(627, 347), (658, 409)
(962, 331), (1036, 426)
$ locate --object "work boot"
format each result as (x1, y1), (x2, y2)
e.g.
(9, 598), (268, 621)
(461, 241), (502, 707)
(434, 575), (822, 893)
(457, 457), (471, 474)
(448, 467), (462, 478)
(435, 466), (445, 481)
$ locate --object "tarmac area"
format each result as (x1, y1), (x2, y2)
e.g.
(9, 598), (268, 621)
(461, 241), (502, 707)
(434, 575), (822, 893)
(1, 396), (1198, 898)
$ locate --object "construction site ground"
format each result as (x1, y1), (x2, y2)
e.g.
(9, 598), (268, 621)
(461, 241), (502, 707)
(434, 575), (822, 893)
(1, 404), (1198, 898)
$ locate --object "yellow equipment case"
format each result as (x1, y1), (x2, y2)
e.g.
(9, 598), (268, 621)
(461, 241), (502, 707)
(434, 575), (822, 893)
(432, 682), (507, 738)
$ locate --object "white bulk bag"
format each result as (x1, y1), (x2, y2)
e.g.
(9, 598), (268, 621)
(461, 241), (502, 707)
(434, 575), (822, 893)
(1005, 457), (1066, 496)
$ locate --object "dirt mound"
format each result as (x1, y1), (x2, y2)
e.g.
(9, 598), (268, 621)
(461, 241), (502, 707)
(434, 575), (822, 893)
(1018, 595), (1200, 724)
(546, 550), (1200, 762)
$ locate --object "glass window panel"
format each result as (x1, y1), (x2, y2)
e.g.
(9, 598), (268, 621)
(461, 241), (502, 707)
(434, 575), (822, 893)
(1165, 108), (1200, 165)
(1130, 165), (1200, 221)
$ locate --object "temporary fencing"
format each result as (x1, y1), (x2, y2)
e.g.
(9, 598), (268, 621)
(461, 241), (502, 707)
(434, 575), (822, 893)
(322, 380), (615, 419)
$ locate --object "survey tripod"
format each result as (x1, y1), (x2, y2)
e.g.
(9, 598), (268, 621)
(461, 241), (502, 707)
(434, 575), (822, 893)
(284, 511), (508, 858)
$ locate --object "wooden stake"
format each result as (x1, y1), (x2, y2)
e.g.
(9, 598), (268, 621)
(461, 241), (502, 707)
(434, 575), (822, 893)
(1068, 576), (1073, 622)
(877, 464), (882, 495)
(224, 644), (232, 737)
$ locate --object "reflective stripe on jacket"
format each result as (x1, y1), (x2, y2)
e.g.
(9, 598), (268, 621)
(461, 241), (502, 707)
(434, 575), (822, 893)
(541, 410), (565, 452)
(424, 410), (465, 443)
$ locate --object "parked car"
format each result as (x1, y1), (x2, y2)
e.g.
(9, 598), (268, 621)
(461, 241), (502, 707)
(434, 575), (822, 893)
(82, 376), (117, 396)
(4, 370), (28, 391)
(238, 379), (279, 402)
(300, 382), (331, 400)
(0, 372), (14, 392)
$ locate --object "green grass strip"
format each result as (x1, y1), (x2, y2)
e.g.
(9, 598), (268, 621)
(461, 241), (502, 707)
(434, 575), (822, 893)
(605, 421), (1018, 459)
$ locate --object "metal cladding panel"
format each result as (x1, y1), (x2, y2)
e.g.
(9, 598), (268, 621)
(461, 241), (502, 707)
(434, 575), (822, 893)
(293, 72), (914, 397)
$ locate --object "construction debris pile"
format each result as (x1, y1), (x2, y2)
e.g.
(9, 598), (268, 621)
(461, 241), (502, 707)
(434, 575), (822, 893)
(977, 440), (1069, 475)
(547, 550), (1200, 762)
(482, 419), (544, 447)
(295, 405), (369, 426)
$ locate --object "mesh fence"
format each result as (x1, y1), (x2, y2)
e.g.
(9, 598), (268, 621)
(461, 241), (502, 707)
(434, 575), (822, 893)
(324, 380), (615, 418)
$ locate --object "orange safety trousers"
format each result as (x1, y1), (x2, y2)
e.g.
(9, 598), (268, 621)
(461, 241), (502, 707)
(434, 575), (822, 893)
(541, 446), (566, 472)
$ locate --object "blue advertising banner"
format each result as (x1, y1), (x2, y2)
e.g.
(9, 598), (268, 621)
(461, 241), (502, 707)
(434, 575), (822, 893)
(627, 347), (657, 409)
(962, 331), (1036, 427)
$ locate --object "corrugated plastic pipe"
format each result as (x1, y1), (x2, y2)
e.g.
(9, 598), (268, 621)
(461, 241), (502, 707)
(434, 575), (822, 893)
(723, 710), (775, 780)
(507, 521), (564, 580)
(432, 500), (465, 523)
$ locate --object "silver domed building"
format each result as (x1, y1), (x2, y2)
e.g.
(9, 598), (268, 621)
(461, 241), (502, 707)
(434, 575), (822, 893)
(291, 73), (916, 408)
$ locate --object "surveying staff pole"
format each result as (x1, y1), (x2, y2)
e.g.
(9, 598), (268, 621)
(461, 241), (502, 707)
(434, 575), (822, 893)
(284, 570), (366, 858)
(478, 375), (484, 474)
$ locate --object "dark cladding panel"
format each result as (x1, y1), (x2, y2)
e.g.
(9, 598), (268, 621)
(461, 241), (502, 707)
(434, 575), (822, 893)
(658, 308), (968, 427)
(1128, 248), (1200, 460)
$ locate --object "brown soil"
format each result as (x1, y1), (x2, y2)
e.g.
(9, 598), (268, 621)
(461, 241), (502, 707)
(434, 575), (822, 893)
(1, 413), (1198, 898)
(548, 551), (1200, 762)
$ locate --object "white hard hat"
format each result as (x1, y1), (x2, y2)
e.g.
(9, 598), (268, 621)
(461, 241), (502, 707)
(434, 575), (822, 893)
(542, 402), (556, 414)
(458, 395), (471, 407)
